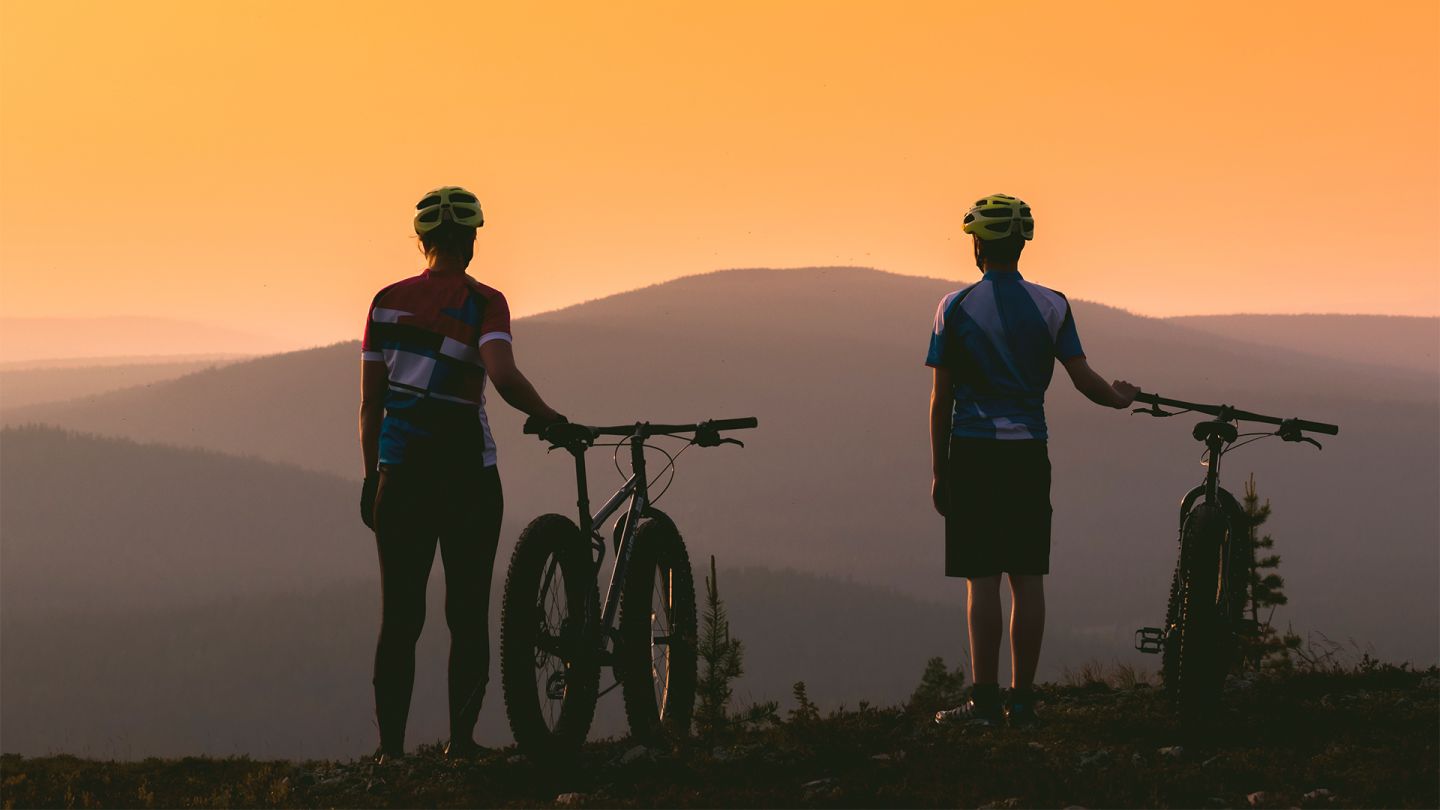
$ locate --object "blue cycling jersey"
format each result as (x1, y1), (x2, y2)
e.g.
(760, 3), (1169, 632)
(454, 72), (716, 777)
(925, 270), (1085, 440)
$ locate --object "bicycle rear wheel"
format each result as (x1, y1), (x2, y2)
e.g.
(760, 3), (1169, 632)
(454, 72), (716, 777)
(618, 515), (698, 742)
(1170, 503), (1228, 718)
(500, 514), (600, 761)
(1161, 558), (1183, 691)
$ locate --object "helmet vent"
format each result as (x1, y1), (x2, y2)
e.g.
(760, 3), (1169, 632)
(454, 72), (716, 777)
(962, 193), (1032, 241)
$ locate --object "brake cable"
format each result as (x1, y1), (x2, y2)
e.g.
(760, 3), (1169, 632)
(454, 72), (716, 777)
(609, 433), (692, 506)
(1219, 431), (1279, 457)
(646, 441), (691, 505)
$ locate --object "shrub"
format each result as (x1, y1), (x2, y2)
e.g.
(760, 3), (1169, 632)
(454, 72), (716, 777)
(907, 656), (967, 714)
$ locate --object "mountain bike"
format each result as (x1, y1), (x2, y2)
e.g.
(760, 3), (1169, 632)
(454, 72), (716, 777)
(1131, 392), (1338, 718)
(499, 416), (757, 761)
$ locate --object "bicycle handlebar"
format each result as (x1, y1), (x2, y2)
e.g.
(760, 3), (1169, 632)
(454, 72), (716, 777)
(1134, 392), (1339, 436)
(591, 417), (758, 437)
(524, 417), (759, 438)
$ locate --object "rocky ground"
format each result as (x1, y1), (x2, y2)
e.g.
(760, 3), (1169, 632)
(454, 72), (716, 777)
(3, 666), (1436, 809)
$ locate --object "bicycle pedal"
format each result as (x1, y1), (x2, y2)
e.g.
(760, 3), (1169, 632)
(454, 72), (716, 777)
(1135, 626), (1167, 654)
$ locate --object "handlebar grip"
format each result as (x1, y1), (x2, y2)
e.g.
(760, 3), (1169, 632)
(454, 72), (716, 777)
(1291, 419), (1340, 436)
(708, 417), (758, 431)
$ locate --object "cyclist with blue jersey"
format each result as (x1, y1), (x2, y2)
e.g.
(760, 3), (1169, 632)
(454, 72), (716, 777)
(358, 186), (567, 762)
(928, 194), (1139, 727)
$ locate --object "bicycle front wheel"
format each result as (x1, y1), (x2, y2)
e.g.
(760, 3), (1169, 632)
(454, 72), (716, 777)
(618, 515), (698, 742)
(500, 514), (600, 761)
(1171, 503), (1228, 719)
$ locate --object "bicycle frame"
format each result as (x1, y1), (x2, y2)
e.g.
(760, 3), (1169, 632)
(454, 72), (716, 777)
(557, 427), (658, 657)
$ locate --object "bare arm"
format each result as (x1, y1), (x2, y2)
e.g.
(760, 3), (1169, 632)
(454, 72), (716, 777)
(930, 366), (954, 476)
(1061, 356), (1139, 409)
(359, 360), (388, 476)
(480, 340), (561, 422)
(929, 366), (954, 516)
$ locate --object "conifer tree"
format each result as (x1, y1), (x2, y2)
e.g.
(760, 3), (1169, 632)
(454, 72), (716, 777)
(1242, 474), (1303, 669)
(907, 656), (967, 715)
(696, 555), (744, 737)
(789, 681), (820, 725)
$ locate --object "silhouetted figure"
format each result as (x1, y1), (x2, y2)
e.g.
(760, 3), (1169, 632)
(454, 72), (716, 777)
(358, 186), (566, 762)
(927, 194), (1139, 727)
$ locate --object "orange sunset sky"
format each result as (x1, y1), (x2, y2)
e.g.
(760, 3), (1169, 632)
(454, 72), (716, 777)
(1, 1), (1436, 349)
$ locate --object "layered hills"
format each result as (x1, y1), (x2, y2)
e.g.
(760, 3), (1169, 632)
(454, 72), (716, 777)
(3, 267), (1435, 759)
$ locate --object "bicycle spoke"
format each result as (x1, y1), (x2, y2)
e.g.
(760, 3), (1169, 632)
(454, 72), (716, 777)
(650, 564), (672, 714)
(534, 557), (569, 732)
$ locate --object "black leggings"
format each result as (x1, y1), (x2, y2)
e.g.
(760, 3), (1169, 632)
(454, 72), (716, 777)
(372, 463), (502, 752)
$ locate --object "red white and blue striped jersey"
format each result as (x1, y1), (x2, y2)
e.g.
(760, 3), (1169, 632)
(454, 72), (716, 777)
(925, 271), (1085, 441)
(362, 268), (512, 468)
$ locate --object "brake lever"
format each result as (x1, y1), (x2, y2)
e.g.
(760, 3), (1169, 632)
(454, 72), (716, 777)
(693, 427), (744, 448)
(1277, 420), (1322, 450)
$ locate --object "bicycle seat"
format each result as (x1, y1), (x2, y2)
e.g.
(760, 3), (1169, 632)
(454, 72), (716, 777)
(1192, 420), (1238, 444)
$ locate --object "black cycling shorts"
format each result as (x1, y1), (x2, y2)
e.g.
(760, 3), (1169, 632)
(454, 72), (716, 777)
(944, 436), (1052, 579)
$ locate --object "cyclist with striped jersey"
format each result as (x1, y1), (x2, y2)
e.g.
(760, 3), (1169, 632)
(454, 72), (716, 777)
(359, 186), (566, 761)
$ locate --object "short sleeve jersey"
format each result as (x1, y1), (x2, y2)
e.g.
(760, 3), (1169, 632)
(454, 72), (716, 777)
(362, 268), (512, 467)
(925, 271), (1084, 441)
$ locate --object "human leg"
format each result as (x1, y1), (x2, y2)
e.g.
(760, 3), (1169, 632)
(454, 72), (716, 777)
(372, 468), (440, 755)
(1007, 573), (1046, 690)
(967, 574), (1004, 687)
(437, 465), (504, 746)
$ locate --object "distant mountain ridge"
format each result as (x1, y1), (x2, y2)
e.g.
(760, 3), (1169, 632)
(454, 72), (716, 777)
(0, 357), (244, 410)
(4, 267), (1436, 718)
(1167, 313), (1438, 375)
(0, 316), (293, 365)
(0, 426), (365, 619)
(0, 426), (960, 759)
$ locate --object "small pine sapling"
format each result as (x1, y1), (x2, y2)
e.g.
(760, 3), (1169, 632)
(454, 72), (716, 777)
(1242, 474), (1304, 670)
(907, 656), (967, 715)
(696, 555), (744, 738)
(789, 681), (820, 725)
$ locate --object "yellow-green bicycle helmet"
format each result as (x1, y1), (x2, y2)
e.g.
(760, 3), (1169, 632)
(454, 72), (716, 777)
(962, 194), (1034, 241)
(414, 186), (484, 234)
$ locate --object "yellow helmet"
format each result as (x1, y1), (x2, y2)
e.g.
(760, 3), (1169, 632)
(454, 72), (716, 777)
(414, 186), (484, 234)
(962, 194), (1034, 241)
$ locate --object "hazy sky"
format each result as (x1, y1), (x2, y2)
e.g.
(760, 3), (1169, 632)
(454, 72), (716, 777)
(2, 1), (1436, 348)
